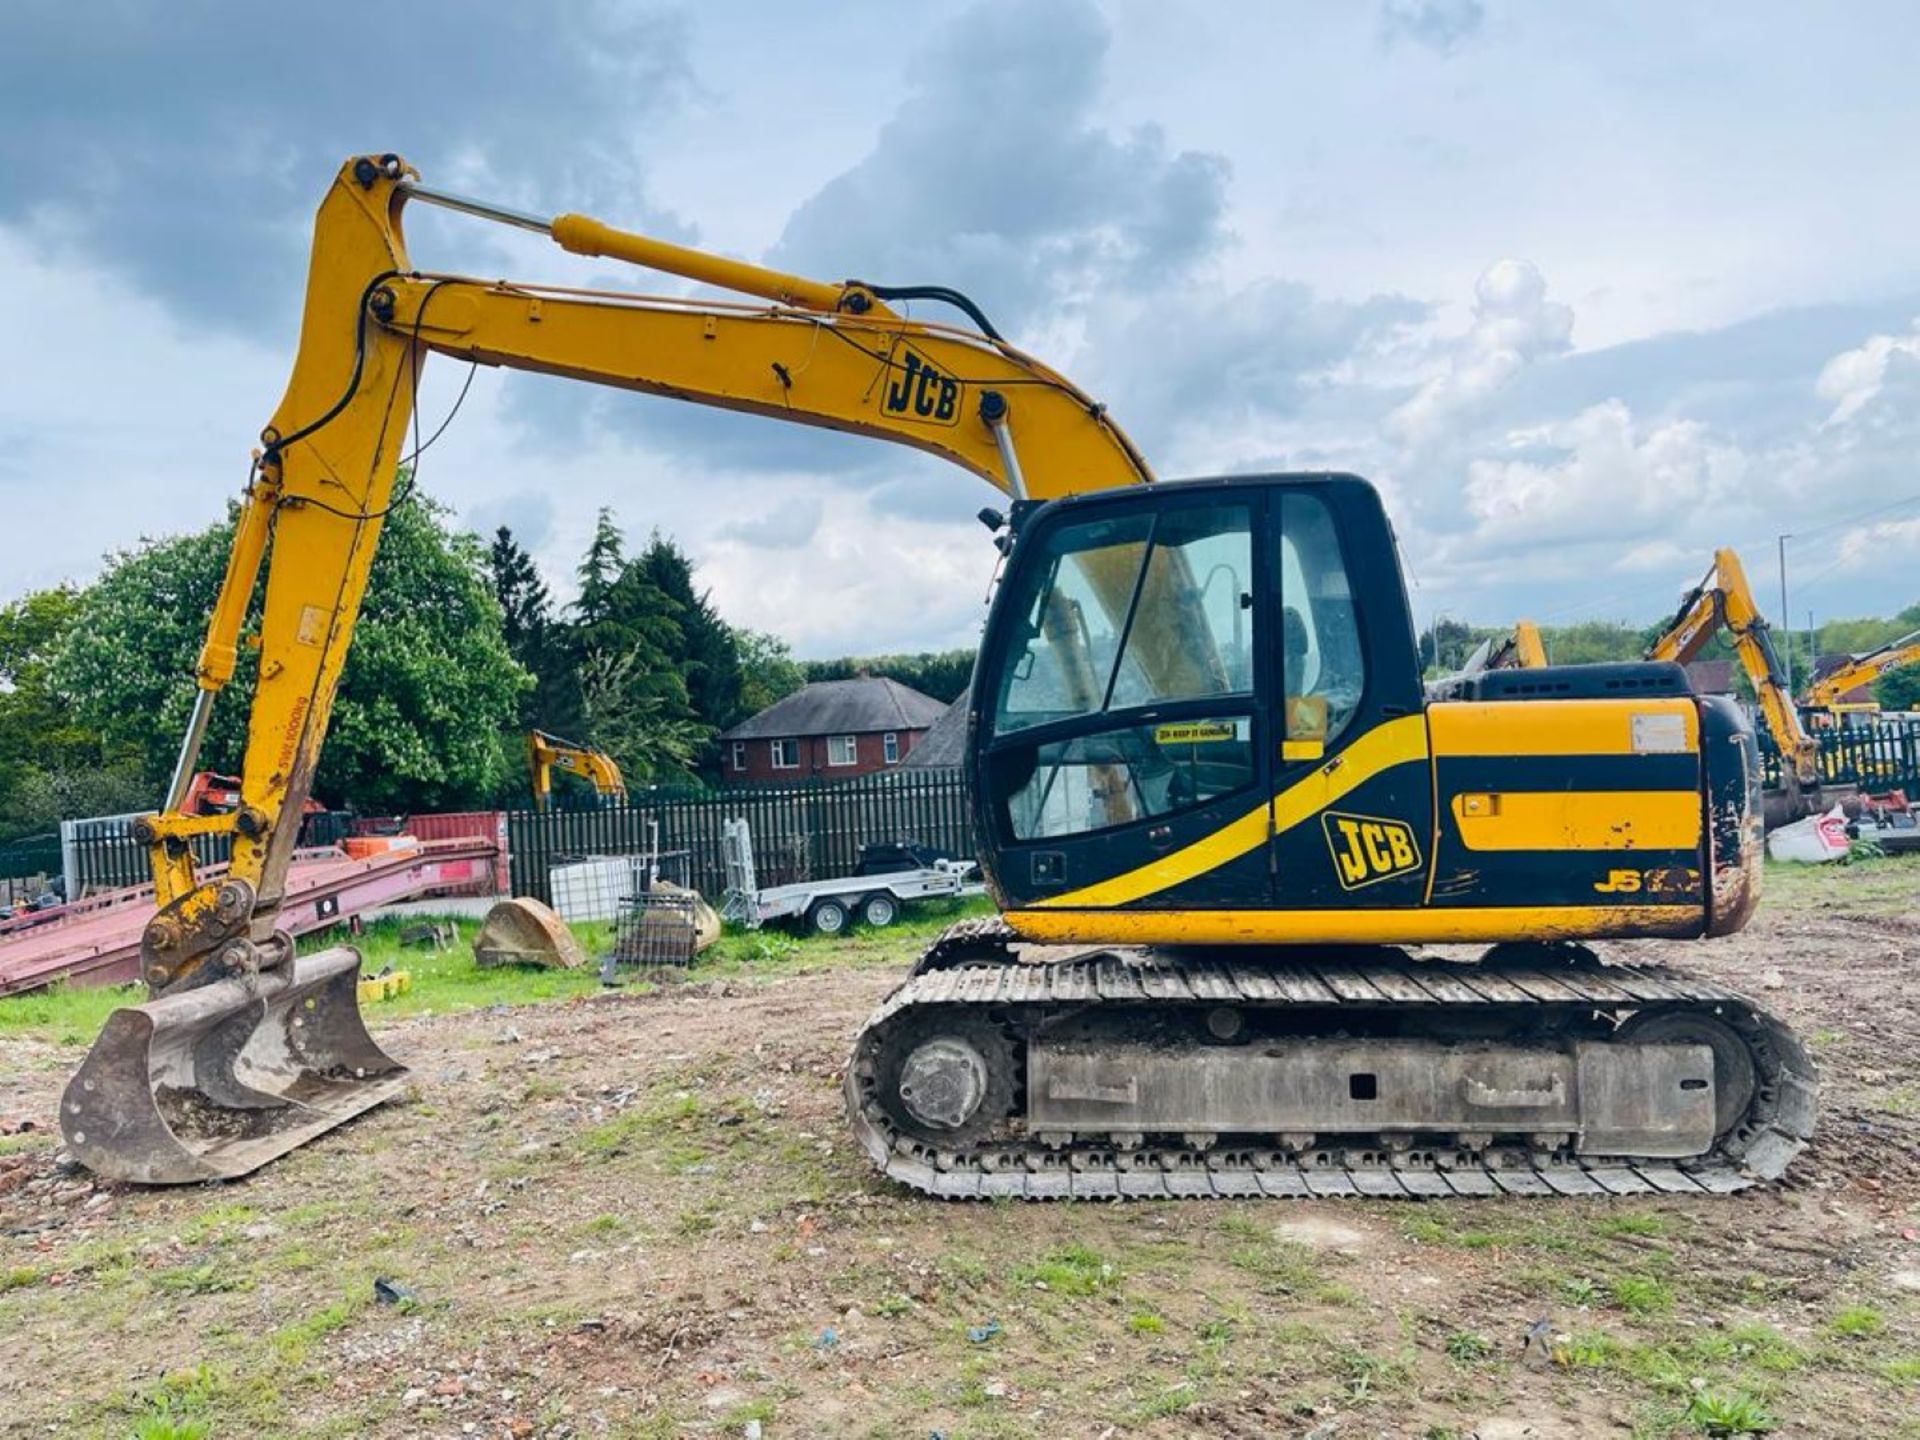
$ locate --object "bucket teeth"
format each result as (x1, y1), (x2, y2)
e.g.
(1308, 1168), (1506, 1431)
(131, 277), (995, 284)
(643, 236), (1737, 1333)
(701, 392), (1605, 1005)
(60, 946), (408, 1184)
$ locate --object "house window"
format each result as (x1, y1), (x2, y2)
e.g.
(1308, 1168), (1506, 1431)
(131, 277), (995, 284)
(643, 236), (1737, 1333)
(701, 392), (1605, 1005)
(730, 741), (746, 772)
(883, 732), (900, 764)
(770, 738), (800, 770)
(827, 734), (859, 767)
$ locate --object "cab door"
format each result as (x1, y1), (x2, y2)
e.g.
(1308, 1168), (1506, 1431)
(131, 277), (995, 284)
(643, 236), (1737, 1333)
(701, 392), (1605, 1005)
(976, 486), (1274, 914)
(1266, 484), (1433, 909)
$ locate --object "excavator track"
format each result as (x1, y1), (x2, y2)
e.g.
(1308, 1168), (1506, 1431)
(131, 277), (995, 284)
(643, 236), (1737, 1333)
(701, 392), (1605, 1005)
(845, 920), (1817, 1200)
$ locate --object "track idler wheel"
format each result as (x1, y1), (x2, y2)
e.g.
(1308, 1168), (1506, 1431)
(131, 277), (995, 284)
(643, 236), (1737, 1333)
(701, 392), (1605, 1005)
(873, 1013), (1016, 1147)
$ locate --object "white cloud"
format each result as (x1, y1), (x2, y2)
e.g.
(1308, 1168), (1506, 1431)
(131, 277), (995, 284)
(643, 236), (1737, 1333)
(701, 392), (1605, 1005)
(1387, 259), (1574, 447)
(1458, 400), (1747, 555)
(1834, 516), (1920, 569)
(715, 496), (825, 551)
(1613, 538), (1690, 573)
(701, 503), (993, 654)
(1816, 318), (1920, 426)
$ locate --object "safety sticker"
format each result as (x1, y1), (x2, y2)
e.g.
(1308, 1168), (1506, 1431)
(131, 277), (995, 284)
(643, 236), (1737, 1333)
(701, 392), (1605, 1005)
(1630, 713), (1689, 753)
(1154, 720), (1238, 745)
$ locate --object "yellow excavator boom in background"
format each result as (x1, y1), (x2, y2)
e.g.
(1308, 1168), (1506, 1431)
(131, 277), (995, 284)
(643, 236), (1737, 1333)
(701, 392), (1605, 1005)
(1485, 619), (1548, 670)
(526, 731), (626, 810)
(1646, 548), (1822, 793)
(1492, 553), (1821, 792)
(1803, 628), (1920, 713)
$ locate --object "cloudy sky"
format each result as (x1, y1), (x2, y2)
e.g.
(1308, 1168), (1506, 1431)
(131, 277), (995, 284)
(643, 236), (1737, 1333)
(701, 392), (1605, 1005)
(3, 1), (1918, 656)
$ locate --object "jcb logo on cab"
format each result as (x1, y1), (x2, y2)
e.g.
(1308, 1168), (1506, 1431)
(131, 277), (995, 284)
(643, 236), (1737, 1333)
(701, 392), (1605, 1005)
(883, 349), (962, 426)
(1322, 811), (1422, 890)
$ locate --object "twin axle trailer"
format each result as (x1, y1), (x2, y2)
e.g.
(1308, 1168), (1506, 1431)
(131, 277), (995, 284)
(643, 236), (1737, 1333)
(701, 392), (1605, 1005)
(719, 818), (984, 935)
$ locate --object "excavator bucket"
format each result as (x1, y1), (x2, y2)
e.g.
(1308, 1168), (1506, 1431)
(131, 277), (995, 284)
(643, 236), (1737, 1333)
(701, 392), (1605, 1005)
(60, 947), (408, 1185)
(472, 897), (586, 969)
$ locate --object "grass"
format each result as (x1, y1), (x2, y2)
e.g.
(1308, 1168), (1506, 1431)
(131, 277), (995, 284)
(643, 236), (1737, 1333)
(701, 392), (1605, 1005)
(1830, 1304), (1885, 1338)
(1010, 1242), (1117, 1296)
(1760, 852), (1920, 914)
(1444, 1329), (1494, 1364)
(1610, 1275), (1675, 1316)
(1686, 1389), (1777, 1435)
(1129, 1381), (1197, 1421)
(269, 1295), (361, 1364)
(151, 1264), (252, 1297)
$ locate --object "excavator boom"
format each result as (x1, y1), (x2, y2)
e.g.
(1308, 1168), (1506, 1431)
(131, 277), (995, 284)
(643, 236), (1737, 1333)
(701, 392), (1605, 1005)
(1647, 548), (1821, 792)
(63, 155), (1150, 1183)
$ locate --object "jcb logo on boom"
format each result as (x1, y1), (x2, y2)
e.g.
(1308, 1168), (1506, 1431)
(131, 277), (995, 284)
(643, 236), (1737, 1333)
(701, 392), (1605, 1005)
(883, 349), (962, 426)
(1322, 811), (1422, 890)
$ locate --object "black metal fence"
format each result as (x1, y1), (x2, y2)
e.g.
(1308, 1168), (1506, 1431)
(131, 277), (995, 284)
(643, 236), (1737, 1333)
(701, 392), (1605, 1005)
(506, 768), (974, 905)
(0, 833), (63, 908)
(1757, 717), (1920, 797)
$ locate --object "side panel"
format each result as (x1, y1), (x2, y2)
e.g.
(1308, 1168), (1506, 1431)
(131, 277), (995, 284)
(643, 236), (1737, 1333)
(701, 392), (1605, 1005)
(1426, 698), (1708, 929)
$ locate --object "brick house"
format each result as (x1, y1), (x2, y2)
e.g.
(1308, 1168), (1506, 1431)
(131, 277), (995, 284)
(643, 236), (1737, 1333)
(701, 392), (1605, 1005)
(718, 677), (947, 784)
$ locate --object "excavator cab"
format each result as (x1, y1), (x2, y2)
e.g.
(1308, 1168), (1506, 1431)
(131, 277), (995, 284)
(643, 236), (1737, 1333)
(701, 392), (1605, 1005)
(971, 474), (1425, 920)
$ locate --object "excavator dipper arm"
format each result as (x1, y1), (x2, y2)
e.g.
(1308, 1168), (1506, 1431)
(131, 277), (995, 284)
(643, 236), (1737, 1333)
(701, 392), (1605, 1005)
(1646, 548), (1820, 790)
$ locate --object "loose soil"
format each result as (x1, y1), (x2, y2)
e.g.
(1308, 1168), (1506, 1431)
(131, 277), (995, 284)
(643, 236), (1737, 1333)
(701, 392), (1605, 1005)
(1, 862), (1916, 1439)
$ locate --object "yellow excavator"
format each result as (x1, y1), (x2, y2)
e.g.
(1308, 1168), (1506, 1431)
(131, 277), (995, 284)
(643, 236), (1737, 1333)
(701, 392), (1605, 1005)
(1644, 549), (1822, 800)
(1480, 619), (1548, 672)
(525, 730), (626, 810)
(1803, 628), (1920, 720)
(62, 156), (1815, 1198)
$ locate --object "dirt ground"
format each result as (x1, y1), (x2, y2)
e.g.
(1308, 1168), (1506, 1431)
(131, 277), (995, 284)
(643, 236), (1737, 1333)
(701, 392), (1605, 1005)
(2, 864), (1917, 1439)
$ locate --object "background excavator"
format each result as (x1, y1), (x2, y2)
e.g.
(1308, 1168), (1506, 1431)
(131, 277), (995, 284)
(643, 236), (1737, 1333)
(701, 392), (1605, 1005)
(1803, 628), (1920, 721)
(525, 731), (626, 811)
(62, 156), (1815, 1200)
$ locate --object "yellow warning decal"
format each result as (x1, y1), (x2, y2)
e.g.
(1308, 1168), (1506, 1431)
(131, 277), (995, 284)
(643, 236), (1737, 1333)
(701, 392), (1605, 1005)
(1154, 720), (1237, 745)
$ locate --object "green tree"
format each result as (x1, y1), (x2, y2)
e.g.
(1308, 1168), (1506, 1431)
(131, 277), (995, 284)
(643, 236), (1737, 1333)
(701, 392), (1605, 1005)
(801, 649), (976, 703)
(734, 628), (806, 717)
(488, 525), (576, 734)
(51, 493), (530, 813)
(561, 510), (706, 783)
(634, 531), (745, 732)
(1416, 618), (1482, 675)
(1541, 620), (1648, 665)
(0, 587), (148, 838)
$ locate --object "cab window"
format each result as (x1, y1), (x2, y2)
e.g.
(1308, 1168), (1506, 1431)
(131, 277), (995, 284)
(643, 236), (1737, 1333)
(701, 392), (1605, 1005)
(989, 500), (1257, 841)
(993, 502), (1254, 735)
(1277, 492), (1363, 749)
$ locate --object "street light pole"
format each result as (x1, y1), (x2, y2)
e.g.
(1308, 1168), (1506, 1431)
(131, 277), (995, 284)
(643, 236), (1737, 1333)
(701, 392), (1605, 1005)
(1776, 533), (1793, 693)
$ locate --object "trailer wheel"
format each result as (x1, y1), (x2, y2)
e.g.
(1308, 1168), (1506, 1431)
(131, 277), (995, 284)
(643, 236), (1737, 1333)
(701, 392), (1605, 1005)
(859, 893), (899, 928)
(807, 897), (850, 936)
